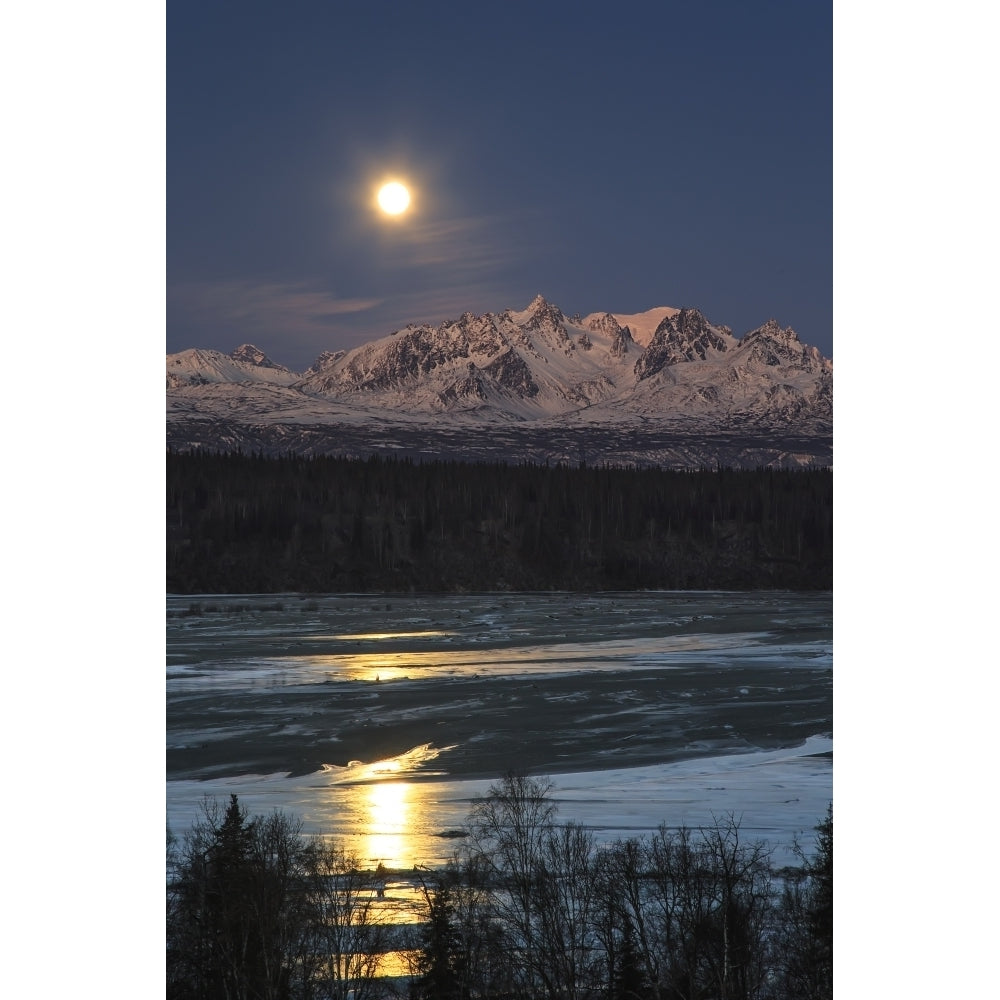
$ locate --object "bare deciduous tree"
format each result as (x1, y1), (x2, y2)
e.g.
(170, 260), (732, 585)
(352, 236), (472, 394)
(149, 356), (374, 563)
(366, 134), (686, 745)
(465, 772), (557, 998)
(306, 841), (391, 1000)
(532, 821), (602, 999)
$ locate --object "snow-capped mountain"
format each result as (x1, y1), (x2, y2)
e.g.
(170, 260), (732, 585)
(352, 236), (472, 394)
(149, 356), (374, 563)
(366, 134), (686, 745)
(167, 345), (299, 388)
(167, 296), (832, 468)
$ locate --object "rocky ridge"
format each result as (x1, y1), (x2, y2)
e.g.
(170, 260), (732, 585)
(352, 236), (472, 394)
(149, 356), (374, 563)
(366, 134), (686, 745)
(167, 296), (832, 468)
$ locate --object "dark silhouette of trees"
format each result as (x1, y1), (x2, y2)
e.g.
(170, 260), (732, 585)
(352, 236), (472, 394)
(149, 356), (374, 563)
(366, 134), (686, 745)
(775, 806), (833, 1000)
(167, 451), (832, 593)
(464, 773), (559, 998)
(453, 776), (790, 1000)
(411, 875), (466, 1000)
(168, 791), (832, 1000)
(166, 794), (316, 999)
(167, 797), (391, 1000)
(531, 821), (603, 999)
(307, 843), (391, 1000)
(592, 820), (776, 1000)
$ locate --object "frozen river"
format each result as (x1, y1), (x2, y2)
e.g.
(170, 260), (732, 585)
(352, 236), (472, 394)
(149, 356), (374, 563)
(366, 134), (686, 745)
(167, 591), (832, 868)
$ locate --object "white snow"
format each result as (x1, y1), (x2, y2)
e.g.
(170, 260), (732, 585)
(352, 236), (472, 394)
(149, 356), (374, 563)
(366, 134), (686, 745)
(167, 296), (832, 437)
(166, 736), (831, 869)
(585, 306), (681, 346)
(166, 347), (300, 387)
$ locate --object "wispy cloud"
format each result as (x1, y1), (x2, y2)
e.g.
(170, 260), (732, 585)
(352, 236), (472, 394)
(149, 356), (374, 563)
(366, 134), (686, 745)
(170, 279), (382, 334)
(377, 284), (526, 329)
(167, 209), (547, 368)
(390, 212), (532, 276)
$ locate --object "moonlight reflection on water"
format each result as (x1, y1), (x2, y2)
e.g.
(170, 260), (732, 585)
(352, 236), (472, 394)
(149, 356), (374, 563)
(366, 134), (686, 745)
(167, 592), (832, 867)
(360, 781), (410, 869)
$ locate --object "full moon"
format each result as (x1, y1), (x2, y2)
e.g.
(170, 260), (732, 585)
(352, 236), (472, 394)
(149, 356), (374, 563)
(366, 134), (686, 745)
(377, 181), (410, 215)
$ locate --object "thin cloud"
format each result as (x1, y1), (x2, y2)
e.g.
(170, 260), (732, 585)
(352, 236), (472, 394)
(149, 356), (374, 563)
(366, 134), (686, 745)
(170, 280), (382, 335)
(391, 212), (534, 276)
(378, 284), (530, 329)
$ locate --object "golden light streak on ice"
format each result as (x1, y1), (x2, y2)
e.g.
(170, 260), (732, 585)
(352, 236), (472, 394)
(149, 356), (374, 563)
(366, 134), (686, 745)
(328, 630), (455, 641)
(320, 745), (457, 868)
(295, 633), (730, 683)
(321, 743), (455, 783)
(364, 781), (409, 866)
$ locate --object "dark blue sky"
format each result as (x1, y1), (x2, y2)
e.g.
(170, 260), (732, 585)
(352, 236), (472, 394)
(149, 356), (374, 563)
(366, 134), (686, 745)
(168, 0), (831, 370)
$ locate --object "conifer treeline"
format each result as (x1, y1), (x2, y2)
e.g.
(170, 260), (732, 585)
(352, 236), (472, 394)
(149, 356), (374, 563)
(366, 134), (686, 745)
(166, 451), (832, 593)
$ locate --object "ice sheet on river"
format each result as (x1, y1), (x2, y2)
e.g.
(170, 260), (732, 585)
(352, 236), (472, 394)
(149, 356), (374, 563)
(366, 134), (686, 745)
(167, 592), (832, 868)
(167, 734), (831, 869)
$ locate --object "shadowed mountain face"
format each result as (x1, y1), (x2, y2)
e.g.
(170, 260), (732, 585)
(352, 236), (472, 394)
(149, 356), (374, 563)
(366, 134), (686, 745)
(166, 296), (832, 468)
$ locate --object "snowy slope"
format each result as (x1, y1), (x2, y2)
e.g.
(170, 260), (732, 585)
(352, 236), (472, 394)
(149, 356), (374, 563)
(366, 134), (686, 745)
(583, 306), (681, 347)
(291, 295), (638, 421)
(166, 345), (300, 388)
(166, 296), (832, 465)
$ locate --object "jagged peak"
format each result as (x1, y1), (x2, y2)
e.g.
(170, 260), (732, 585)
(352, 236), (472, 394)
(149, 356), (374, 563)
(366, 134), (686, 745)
(304, 350), (345, 376)
(229, 343), (287, 369)
(612, 325), (635, 357)
(520, 296), (566, 338)
(650, 307), (713, 340)
(521, 294), (564, 322)
(741, 319), (800, 344)
(587, 312), (623, 336)
(646, 308), (725, 353)
(635, 308), (730, 380)
(733, 319), (829, 373)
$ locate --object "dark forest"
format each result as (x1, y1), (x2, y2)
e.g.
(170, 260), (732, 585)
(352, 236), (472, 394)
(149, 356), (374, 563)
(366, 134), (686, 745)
(166, 452), (831, 594)
(168, 781), (833, 1000)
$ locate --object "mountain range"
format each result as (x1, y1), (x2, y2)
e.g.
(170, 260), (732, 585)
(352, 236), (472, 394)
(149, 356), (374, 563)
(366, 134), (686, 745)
(166, 296), (832, 469)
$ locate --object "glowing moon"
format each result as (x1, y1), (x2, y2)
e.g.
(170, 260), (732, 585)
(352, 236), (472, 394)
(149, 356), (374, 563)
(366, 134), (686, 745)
(377, 181), (410, 215)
